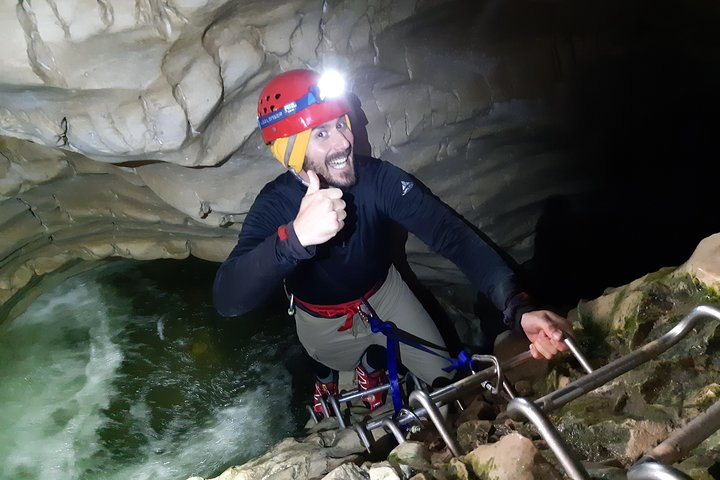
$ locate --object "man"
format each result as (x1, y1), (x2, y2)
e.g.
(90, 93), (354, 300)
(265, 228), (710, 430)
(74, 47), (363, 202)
(213, 69), (570, 418)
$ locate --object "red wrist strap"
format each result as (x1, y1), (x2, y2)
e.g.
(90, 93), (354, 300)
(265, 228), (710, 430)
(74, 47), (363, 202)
(278, 225), (289, 241)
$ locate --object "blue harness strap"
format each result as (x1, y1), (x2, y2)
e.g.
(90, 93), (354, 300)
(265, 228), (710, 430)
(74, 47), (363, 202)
(360, 301), (473, 414)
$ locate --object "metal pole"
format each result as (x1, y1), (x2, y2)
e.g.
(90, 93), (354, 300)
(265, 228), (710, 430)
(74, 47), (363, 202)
(335, 383), (391, 404)
(327, 395), (346, 428)
(409, 390), (461, 457)
(430, 350), (532, 404)
(318, 395), (331, 419)
(645, 399), (720, 465)
(626, 460), (693, 480)
(535, 306), (720, 412)
(564, 337), (594, 374)
(382, 417), (406, 445)
(506, 397), (590, 480)
(353, 423), (372, 452)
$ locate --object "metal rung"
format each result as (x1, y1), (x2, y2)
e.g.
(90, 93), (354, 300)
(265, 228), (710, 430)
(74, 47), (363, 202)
(508, 306), (720, 480)
(627, 460), (693, 480)
(382, 417), (405, 444)
(409, 390), (461, 457)
(507, 397), (590, 480)
(536, 305), (720, 413)
(565, 336), (593, 374)
(313, 320), (604, 456)
(644, 398), (720, 465)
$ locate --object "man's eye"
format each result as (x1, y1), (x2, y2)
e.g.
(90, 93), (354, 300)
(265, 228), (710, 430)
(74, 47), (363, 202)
(316, 131), (327, 138)
(337, 121), (346, 129)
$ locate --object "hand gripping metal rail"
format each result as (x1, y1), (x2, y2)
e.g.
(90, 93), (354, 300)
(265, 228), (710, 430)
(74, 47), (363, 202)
(351, 336), (591, 456)
(505, 305), (720, 480)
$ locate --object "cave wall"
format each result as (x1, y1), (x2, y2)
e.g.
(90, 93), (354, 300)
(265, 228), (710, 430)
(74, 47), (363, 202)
(1, 0), (719, 314)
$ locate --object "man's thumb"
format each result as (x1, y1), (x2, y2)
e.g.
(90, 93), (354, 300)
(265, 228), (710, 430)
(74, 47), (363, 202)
(305, 170), (320, 195)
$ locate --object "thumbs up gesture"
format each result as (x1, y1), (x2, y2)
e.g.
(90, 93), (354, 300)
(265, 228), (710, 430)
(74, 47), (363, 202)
(293, 171), (347, 247)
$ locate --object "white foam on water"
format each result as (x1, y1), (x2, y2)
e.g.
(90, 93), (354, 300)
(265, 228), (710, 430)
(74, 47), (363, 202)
(0, 281), (123, 479)
(108, 379), (295, 480)
(0, 267), (298, 480)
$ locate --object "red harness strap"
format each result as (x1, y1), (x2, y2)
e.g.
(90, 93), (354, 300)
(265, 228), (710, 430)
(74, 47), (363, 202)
(294, 282), (381, 332)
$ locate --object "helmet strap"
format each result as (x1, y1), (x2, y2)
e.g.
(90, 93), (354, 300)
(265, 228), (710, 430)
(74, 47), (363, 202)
(270, 128), (311, 172)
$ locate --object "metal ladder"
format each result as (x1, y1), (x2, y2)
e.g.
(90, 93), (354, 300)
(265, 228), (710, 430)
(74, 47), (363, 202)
(310, 305), (720, 480)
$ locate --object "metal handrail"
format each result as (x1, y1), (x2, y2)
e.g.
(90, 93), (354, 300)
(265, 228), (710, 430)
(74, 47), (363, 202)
(565, 336), (594, 374)
(382, 417), (405, 444)
(626, 460), (693, 480)
(335, 383), (391, 404)
(342, 305), (720, 479)
(363, 358), (510, 432)
(361, 337), (586, 437)
(408, 390), (461, 457)
(644, 398), (720, 465)
(535, 305), (720, 413)
(353, 423), (372, 452)
(327, 395), (345, 428)
(509, 306), (720, 480)
(506, 397), (590, 480)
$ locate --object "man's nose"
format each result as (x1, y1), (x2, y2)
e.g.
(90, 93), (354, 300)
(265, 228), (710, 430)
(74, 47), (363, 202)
(330, 128), (351, 149)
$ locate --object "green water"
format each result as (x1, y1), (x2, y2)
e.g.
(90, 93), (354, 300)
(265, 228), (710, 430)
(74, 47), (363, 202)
(0, 258), (312, 480)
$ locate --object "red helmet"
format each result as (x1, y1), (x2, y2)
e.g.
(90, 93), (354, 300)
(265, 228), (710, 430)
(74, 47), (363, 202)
(257, 69), (351, 144)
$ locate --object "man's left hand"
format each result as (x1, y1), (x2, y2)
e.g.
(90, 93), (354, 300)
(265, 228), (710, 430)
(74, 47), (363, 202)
(520, 310), (572, 360)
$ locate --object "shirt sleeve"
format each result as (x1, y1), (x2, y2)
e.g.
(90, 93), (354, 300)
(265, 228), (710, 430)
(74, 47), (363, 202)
(212, 191), (314, 317)
(376, 161), (534, 330)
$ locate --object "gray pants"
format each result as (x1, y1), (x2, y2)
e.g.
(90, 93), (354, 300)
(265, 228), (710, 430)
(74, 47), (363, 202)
(294, 265), (453, 385)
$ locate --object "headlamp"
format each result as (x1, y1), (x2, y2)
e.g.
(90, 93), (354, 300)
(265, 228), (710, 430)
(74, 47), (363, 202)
(258, 70), (347, 129)
(316, 70), (345, 100)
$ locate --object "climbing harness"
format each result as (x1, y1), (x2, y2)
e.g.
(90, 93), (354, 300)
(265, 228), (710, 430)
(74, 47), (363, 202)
(357, 298), (475, 414)
(283, 278), (380, 331)
(293, 283), (381, 332)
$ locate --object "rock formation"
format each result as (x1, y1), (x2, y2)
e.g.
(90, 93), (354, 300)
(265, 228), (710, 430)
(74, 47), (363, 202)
(6, 0), (719, 319)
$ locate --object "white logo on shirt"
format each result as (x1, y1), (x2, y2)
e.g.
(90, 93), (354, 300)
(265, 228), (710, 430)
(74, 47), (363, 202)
(400, 180), (414, 196)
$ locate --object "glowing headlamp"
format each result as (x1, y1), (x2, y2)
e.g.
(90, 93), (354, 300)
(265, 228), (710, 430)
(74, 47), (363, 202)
(258, 70), (346, 129)
(316, 70), (345, 101)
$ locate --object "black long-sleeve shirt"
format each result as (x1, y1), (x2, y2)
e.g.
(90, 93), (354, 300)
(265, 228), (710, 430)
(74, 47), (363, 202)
(214, 155), (531, 328)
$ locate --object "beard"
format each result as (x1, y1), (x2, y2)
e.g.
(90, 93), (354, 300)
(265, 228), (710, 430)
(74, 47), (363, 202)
(315, 146), (356, 188)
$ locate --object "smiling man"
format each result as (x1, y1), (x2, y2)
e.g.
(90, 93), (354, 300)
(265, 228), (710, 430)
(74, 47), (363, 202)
(213, 69), (571, 419)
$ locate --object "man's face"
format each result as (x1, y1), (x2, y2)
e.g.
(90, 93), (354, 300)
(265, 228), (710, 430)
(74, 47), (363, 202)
(302, 116), (355, 188)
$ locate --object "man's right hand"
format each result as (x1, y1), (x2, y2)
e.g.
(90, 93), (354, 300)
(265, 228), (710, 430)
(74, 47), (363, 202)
(293, 170), (347, 247)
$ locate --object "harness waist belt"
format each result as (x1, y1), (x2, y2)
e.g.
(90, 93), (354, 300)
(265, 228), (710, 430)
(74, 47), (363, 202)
(294, 281), (382, 332)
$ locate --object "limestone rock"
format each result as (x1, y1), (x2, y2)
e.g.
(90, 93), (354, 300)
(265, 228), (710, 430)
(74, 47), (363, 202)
(190, 429), (365, 480)
(387, 440), (432, 472)
(322, 462), (370, 480)
(0, 0), (615, 309)
(463, 432), (550, 480)
(455, 420), (492, 454)
(624, 420), (672, 461)
(676, 233), (720, 293)
(445, 457), (471, 480)
(367, 465), (402, 480)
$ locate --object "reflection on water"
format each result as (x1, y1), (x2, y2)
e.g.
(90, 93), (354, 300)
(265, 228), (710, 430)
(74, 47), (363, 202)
(0, 258), (310, 480)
